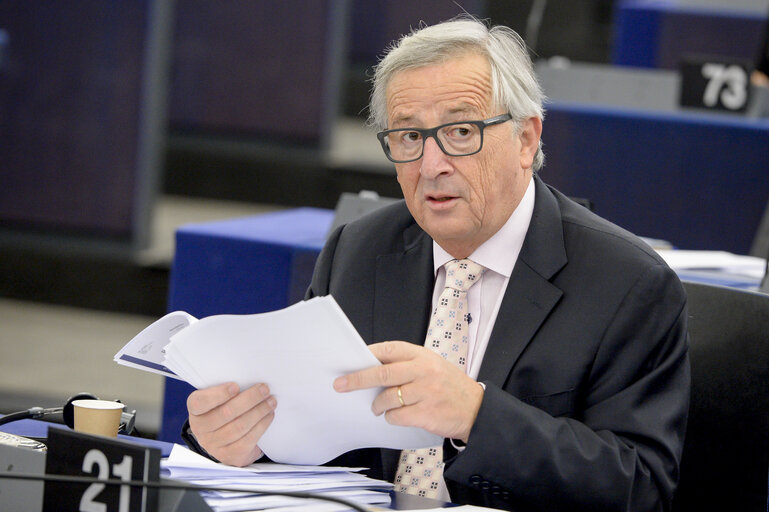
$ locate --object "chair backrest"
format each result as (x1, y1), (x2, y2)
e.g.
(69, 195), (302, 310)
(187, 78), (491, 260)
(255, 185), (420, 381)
(673, 281), (769, 511)
(750, 198), (769, 260)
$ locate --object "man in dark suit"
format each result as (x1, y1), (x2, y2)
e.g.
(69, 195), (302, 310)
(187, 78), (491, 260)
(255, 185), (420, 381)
(185, 17), (689, 511)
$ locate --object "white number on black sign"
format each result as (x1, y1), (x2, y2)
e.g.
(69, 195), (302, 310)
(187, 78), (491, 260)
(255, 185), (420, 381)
(79, 450), (133, 512)
(701, 63), (748, 110)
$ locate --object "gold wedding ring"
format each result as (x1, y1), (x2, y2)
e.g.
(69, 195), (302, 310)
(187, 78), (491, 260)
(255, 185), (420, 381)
(397, 386), (405, 407)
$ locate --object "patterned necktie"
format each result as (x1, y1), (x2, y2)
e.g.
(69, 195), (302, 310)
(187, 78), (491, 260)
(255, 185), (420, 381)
(393, 258), (485, 499)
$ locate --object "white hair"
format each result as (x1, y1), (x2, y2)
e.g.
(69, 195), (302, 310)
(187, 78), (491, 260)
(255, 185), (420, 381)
(369, 17), (545, 170)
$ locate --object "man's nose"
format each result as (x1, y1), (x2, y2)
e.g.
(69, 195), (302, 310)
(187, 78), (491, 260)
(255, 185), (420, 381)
(419, 136), (453, 179)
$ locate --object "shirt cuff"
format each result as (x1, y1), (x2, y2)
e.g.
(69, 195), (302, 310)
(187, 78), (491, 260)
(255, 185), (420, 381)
(449, 381), (486, 452)
(180, 421), (220, 463)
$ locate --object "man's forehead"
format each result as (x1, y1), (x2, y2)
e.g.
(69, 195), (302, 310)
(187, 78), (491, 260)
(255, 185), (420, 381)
(385, 55), (493, 125)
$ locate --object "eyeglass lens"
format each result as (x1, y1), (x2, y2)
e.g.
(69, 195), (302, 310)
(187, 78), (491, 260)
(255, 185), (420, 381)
(385, 122), (482, 161)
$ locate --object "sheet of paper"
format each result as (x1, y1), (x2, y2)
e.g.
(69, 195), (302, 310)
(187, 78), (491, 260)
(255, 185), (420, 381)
(657, 250), (766, 278)
(160, 298), (441, 464)
(163, 445), (392, 511)
(113, 310), (196, 379)
(201, 491), (390, 512)
(191, 477), (386, 493)
(394, 507), (505, 512)
(163, 444), (369, 477)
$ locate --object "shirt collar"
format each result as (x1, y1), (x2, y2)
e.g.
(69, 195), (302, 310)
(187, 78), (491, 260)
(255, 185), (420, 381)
(433, 177), (536, 278)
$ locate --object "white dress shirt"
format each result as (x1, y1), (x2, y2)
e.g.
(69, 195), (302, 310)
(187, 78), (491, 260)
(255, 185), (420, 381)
(431, 177), (535, 379)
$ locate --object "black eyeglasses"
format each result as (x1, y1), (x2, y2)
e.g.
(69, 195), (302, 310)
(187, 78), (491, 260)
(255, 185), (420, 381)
(376, 113), (513, 163)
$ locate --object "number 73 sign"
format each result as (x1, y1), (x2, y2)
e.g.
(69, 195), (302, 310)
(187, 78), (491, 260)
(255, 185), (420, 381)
(679, 56), (752, 113)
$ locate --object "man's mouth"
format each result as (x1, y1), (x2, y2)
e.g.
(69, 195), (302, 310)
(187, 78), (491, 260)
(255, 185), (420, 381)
(427, 192), (458, 201)
(426, 194), (459, 207)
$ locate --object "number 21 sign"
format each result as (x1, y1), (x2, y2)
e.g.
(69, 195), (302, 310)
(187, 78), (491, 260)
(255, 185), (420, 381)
(43, 428), (160, 512)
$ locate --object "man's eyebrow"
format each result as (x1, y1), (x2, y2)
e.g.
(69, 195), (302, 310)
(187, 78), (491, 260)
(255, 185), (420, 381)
(446, 105), (480, 117)
(389, 105), (481, 128)
(390, 114), (417, 128)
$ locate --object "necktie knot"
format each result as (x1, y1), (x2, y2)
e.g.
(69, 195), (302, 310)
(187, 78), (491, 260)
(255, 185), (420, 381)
(444, 259), (485, 292)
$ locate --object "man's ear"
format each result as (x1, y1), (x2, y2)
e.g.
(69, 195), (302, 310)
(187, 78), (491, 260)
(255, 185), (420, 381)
(518, 117), (542, 170)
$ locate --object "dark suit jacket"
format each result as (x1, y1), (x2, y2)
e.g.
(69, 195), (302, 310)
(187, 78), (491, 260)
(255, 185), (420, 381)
(306, 176), (690, 512)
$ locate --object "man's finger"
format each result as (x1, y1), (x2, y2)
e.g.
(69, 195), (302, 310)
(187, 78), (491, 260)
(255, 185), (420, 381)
(190, 383), (271, 433)
(371, 384), (414, 415)
(187, 382), (239, 416)
(334, 341), (429, 392)
(368, 341), (422, 364)
(210, 411), (275, 467)
(334, 359), (414, 392)
(206, 392), (277, 447)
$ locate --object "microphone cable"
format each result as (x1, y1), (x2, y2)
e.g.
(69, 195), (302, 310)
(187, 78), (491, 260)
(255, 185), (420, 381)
(0, 472), (375, 512)
(0, 407), (62, 427)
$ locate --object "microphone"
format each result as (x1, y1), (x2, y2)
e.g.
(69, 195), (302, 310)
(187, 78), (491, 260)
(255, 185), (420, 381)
(0, 407), (62, 427)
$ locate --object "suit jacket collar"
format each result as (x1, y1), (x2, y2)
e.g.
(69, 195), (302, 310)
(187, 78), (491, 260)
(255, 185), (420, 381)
(476, 175), (567, 386)
(517, 175), (569, 280)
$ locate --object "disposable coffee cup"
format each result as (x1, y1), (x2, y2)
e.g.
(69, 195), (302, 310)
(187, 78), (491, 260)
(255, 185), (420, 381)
(72, 399), (124, 437)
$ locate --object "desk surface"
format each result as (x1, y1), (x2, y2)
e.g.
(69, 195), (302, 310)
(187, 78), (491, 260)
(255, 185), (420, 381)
(0, 418), (173, 457)
(178, 207), (333, 249)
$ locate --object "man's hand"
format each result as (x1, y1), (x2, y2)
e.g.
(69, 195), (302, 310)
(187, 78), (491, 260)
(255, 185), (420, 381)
(187, 382), (276, 467)
(333, 341), (484, 442)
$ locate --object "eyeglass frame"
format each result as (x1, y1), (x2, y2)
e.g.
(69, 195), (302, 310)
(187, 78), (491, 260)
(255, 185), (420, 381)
(375, 113), (514, 163)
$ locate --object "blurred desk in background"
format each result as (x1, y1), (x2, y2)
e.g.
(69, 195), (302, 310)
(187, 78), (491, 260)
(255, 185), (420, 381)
(657, 250), (766, 289)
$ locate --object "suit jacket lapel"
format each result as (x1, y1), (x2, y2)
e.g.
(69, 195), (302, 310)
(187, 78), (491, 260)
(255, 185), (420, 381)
(477, 177), (568, 388)
(373, 222), (434, 345)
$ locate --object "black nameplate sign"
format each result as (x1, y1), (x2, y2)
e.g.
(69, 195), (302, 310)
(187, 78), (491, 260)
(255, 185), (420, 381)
(43, 428), (160, 512)
(679, 55), (751, 113)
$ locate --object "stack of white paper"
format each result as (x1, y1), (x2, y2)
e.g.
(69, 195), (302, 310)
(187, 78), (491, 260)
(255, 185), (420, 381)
(163, 444), (391, 512)
(656, 250), (766, 278)
(115, 296), (441, 465)
(656, 250), (767, 289)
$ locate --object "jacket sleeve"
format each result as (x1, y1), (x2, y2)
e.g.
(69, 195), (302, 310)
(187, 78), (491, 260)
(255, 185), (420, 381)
(444, 263), (690, 512)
